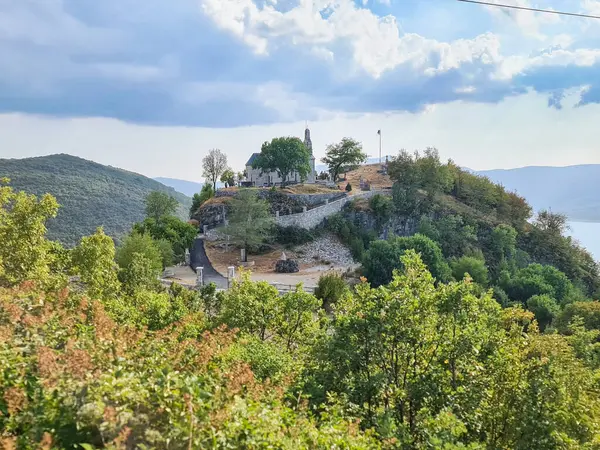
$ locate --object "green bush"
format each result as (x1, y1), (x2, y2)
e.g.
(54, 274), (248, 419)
(451, 256), (489, 286)
(274, 225), (315, 246)
(345, 182), (352, 192)
(527, 294), (560, 331)
(315, 272), (350, 312)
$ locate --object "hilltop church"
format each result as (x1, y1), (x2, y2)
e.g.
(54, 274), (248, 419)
(245, 127), (317, 186)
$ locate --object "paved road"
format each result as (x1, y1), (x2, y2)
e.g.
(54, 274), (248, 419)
(190, 238), (228, 289)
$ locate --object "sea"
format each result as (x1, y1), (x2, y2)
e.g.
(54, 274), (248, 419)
(567, 222), (600, 261)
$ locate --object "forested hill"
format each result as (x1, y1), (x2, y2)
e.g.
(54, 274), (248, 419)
(477, 164), (600, 222)
(0, 154), (191, 246)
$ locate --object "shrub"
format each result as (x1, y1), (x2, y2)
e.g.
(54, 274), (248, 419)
(527, 294), (560, 331)
(345, 182), (352, 192)
(451, 256), (489, 286)
(315, 272), (349, 312)
(369, 194), (393, 229)
(274, 225), (315, 246)
(555, 301), (600, 333)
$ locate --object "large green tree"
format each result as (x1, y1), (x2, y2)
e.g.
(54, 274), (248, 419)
(0, 180), (59, 287)
(321, 138), (367, 182)
(71, 227), (120, 300)
(144, 191), (178, 221)
(362, 234), (451, 286)
(223, 190), (273, 261)
(253, 137), (311, 186)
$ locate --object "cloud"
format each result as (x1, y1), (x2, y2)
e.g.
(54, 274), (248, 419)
(0, 0), (599, 127)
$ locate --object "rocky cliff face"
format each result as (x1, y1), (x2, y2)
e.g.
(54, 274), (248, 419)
(342, 208), (426, 239)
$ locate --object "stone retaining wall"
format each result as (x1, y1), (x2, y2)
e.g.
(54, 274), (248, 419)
(275, 189), (391, 230)
(215, 189), (346, 207)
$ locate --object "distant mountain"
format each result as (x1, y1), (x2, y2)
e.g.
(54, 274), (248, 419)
(154, 177), (204, 197)
(0, 154), (191, 246)
(477, 164), (600, 222)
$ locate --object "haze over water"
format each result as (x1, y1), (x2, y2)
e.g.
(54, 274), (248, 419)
(567, 222), (600, 261)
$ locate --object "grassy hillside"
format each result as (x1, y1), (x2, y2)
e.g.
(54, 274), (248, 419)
(478, 164), (600, 222)
(0, 154), (191, 246)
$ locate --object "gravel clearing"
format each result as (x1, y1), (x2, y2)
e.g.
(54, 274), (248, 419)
(296, 233), (355, 266)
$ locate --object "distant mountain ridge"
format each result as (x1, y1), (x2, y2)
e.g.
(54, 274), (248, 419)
(0, 154), (191, 246)
(476, 164), (600, 222)
(153, 177), (204, 197)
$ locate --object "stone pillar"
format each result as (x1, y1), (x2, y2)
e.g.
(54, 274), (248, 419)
(196, 267), (204, 287)
(227, 266), (235, 289)
(240, 248), (246, 263)
(302, 206), (307, 213)
(184, 249), (190, 266)
(203, 225), (208, 235)
(275, 211), (280, 218)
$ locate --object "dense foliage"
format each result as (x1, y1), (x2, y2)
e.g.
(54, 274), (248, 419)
(325, 148), (600, 331)
(253, 137), (311, 186)
(0, 154), (190, 246)
(3, 180), (600, 449)
(223, 190), (274, 257)
(322, 138), (368, 182)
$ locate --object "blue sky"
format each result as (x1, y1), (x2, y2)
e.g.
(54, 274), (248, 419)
(3, 0), (600, 179)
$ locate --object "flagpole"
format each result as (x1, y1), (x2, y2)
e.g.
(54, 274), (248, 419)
(378, 130), (382, 164)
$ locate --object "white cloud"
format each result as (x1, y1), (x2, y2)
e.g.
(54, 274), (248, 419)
(498, 47), (600, 78)
(200, 0), (503, 78)
(482, 0), (560, 40)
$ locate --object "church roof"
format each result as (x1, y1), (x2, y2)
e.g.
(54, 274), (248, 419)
(246, 153), (261, 166)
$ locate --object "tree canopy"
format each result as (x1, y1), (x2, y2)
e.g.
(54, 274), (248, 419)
(144, 191), (178, 221)
(321, 138), (367, 181)
(3, 184), (600, 448)
(223, 190), (273, 259)
(253, 137), (311, 186)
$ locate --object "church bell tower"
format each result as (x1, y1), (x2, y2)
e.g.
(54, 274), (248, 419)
(304, 124), (316, 183)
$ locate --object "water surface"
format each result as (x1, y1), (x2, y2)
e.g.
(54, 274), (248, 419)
(566, 221), (600, 261)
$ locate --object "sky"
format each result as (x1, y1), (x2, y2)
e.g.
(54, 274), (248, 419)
(3, 0), (600, 182)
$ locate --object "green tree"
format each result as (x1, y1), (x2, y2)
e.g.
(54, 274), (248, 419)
(133, 216), (197, 263)
(534, 209), (569, 235)
(202, 148), (228, 191)
(253, 137), (311, 186)
(155, 238), (174, 268)
(526, 294), (559, 331)
(362, 234), (451, 286)
(555, 301), (600, 332)
(451, 256), (489, 286)
(71, 227), (120, 300)
(369, 194), (393, 230)
(315, 272), (350, 313)
(189, 184), (215, 218)
(220, 169), (235, 188)
(223, 190), (273, 261)
(144, 191), (178, 221)
(0, 181), (59, 287)
(119, 252), (162, 295)
(502, 263), (573, 306)
(321, 138), (367, 182)
(116, 232), (163, 274)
